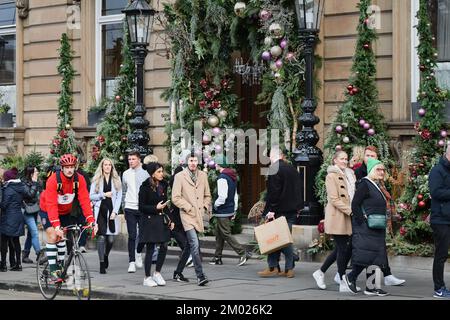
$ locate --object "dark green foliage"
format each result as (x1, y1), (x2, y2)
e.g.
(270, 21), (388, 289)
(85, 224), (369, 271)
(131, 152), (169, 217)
(88, 24), (135, 174)
(315, 0), (391, 205)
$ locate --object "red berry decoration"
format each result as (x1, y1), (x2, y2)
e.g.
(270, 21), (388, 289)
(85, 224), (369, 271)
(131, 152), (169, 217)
(419, 65), (426, 71)
(400, 226), (407, 236)
(347, 84), (353, 91)
(417, 194), (424, 201)
(352, 87), (359, 94)
(121, 136), (128, 142)
(418, 200), (426, 208)
(363, 43), (370, 49)
(115, 95), (121, 101)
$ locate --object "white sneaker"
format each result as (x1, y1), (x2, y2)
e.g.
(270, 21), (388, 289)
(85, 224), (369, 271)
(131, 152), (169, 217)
(135, 252), (143, 268)
(152, 272), (166, 286)
(312, 270), (326, 290)
(339, 282), (352, 293)
(384, 275), (405, 286)
(128, 262), (136, 273)
(335, 273), (360, 291)
(334, 272), (341, 285)
(143, 277), (158, 287)
(79, 246), (87, 253)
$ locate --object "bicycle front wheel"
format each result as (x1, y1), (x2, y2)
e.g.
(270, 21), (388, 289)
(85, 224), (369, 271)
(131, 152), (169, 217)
(36, 252), (60, 300)
(65, 253), (91, 300)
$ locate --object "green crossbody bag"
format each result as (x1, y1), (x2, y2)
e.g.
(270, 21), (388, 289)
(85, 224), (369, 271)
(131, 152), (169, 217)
(361, 206), (386, 230)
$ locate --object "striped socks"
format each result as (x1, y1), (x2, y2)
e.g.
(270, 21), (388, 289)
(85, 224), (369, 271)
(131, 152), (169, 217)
(57, 241), (66, 265)
(46, 243), (57, 272)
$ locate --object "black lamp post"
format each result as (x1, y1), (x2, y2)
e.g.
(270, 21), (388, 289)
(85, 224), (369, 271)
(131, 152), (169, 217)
(293, 0), (325, 225)
(122, 0), (156, 158)
(0, 36), (6, 68)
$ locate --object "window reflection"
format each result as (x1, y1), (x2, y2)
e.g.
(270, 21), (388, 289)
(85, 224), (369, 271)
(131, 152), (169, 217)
(102, 24), (123, 97)
(102, 0), (128, 16)
(0, 0), (15, 26)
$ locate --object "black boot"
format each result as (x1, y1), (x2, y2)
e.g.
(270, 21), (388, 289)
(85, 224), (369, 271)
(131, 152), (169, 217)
(104, 255), (109, 269)
(22, 251), (33, 264)
(100, 261), (106, 274)
(10, 264), (22, 271)
(0, 262), (7, 272)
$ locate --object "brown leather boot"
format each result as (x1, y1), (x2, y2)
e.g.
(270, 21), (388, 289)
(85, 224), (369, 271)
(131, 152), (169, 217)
(257, 268), (278, 277)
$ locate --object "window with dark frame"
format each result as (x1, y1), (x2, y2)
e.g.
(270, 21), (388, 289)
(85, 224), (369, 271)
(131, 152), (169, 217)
(102, 0), (128, 16)
(0, 0), (15, 27)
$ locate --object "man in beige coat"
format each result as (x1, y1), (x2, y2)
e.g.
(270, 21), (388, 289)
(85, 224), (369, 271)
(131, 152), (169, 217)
(172, 152), (212, 286)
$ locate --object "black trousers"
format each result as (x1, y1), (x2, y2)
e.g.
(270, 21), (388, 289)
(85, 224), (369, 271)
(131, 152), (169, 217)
(144, 242), (168, 277)
(171, 228), (191, 274)
(321, 235), (351, 279)
(0, 235), (21, 267)
(431, 224), (450, 290)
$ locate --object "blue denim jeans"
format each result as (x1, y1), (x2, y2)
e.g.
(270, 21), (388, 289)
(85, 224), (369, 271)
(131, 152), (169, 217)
(267, 214), (296, 271)
(185, 228), (204, 278)
(23, 213), (41, 255)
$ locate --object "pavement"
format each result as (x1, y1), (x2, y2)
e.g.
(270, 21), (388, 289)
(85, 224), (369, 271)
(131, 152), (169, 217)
(0, 245), (447, 300)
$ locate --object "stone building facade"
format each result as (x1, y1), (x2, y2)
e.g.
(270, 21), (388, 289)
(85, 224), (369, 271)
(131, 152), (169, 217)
(0, 0), (448, 167)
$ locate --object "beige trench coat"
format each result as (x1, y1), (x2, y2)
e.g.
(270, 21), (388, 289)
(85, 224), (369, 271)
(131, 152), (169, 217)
(171, 168), (212, 233)
(324, 165), (355, 236)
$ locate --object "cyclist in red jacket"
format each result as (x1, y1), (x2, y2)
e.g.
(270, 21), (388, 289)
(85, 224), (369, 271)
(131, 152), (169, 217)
(39, 154), (98, 280)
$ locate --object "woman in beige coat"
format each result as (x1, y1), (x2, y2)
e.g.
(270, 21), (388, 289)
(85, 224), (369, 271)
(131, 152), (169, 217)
(172, 153), (211, 286)
(313, 150), (356, 292)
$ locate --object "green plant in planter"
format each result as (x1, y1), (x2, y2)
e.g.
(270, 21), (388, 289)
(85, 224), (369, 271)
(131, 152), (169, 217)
(89, 97), (109, 113)
(0, 103), (10, 114)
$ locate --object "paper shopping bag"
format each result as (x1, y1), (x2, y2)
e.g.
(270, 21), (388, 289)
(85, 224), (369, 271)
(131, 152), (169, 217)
(254, 216), (293, 255)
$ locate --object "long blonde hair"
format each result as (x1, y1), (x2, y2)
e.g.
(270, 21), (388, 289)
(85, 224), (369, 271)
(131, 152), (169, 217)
(92, 158), (121, 193)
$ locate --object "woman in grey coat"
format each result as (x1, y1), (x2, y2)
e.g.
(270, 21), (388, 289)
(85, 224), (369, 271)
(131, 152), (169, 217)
(90, 158), (122, 274)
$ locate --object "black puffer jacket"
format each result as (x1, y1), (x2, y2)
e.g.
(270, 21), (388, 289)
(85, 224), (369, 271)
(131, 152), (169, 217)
(0, 179), (38, 237)
(350, 178), (387, 268)
(429, 156), (450, 225)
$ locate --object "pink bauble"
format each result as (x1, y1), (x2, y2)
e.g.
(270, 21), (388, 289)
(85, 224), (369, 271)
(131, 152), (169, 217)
(208, 160), (216, 168)
(367, 128), (375, 136)
(441, 130), (448, 138)
(214, 145), (222, 153)
(363, 123), (370, 130)
(212, 127), (222, 135)
(418, 108), (426, 116)
(259, 9), (271, 21)
(262, 51), (271, 61)
(286, 52), (295, 61)
(335, 145), (342, 151)
(280, 39), (288, 49)
(275, 59), (283, 69)
(438, 140), (446, 147)
(202, 135), (211, 144)
(359, 119), (366, 126)
(335, 125), (343, 133)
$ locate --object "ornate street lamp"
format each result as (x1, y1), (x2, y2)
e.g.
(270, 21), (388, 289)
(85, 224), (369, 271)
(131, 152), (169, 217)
(122, 0), (156, 158)
(293, 0), (325, 225)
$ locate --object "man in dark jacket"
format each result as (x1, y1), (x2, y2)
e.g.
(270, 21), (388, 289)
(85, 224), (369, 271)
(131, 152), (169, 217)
(258, 147), (304, 278)
(209, 155), (251, 267)
(429, 147), (450, 298)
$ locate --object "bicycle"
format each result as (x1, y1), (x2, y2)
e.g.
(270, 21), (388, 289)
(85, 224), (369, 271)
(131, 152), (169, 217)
(36, 224), (92, 300)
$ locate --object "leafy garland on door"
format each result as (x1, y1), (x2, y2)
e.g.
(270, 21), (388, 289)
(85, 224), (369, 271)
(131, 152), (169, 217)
(161, 0), (312, 233)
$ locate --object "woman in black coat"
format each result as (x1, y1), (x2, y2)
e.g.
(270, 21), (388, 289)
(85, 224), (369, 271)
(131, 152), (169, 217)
(342, 158), (390, 296)
(138, 163), (172, 287)
(0, 168), (38, 271)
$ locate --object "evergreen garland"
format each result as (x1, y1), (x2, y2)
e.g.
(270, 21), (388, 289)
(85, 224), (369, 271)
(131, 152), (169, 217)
(88, 23), (135, 174)
(315, 0), (391, 205)
(393, 0), (450, 254)
(46, 33), (77, 166)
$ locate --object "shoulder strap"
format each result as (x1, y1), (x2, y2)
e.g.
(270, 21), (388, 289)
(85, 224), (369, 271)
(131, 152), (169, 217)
(56, 169), (63, 193)
(362, 177), (386, 201)
(73, 172), (79, 196)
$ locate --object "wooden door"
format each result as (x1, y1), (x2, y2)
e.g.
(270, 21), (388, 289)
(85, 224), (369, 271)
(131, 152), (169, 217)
(233, 60), (268, 221)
